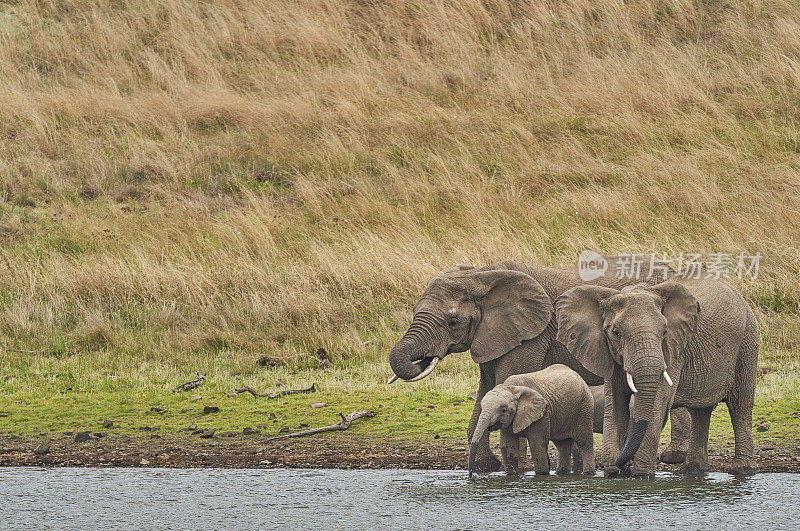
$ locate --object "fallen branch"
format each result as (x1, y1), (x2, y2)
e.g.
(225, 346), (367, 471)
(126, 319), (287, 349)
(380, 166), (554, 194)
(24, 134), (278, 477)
(234, 383), (317, 399)
(265, 410), (376, 442)
(173, 373), (204, 392)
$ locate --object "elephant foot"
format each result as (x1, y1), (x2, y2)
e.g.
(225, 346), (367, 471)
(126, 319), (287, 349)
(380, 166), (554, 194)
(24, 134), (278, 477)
(472, 453), (502, 473)
(680, 460), (709, 475)
(555, 466), (570, 476)
(660, 448), (687, 464)
(726, 458), (759, 475)
(628, 462), (655, 478)
(603, 465), (622, 478)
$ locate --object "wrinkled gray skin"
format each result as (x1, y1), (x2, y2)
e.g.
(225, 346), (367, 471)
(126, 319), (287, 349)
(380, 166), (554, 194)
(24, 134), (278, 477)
(469, 365), (595, 477)
(387, 259), (685, 472)
(555, 280), (759, 476)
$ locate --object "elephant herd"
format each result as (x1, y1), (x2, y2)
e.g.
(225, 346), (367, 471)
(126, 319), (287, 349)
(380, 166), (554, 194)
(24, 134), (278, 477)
(387, 258), (759, 477)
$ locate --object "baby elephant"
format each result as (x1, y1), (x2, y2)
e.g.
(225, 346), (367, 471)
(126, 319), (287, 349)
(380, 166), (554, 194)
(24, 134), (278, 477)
(468, 364), (595, 477)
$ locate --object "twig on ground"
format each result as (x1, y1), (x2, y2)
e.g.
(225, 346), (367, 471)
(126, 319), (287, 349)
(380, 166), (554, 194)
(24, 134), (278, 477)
(173, 373), (204, 392)
(234, 383), (317, 399)
(265, 410), (376, 442)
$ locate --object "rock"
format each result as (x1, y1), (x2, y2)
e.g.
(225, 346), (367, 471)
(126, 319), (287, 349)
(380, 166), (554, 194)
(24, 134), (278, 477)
(203, 406), (219, 414)
(316, 348), (331, 369)
(74, 431), (91, 443)
(188, 424), (197, 431)
(427, 405), (435, 409)
(268, 413), (276, 420)
(311, 402), (327, 408)
(278, 426), (291, 434)
(150, 407), (166, 414)
(181, 408), (193, 413)
(257, 425), (268, 429)
(260, 460), (273, 465)
(191, 429), (203, 435)
(469, 391), (478, 401)
(757, 421), (770, 432)
(242, 427), (260, 435)
(102, 420), (114, 429)
(140, 459), (150, 466)
(297, 423), (309, 428)
(257, 356), (280, 367)
(93, 432), (108, 438)
(34, 441), (51, 455)
(150, 434), (161, 439)
(434, 434), (440, 439)
(200, 428), (215, 439)
(227, 393), (238, 397)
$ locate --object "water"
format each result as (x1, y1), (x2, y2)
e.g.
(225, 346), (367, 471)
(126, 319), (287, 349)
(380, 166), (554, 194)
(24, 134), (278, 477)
(2, 468), (799, 530)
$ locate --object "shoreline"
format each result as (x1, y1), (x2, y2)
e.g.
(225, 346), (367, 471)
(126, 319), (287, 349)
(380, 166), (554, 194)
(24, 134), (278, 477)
(3, 433), (800, 473)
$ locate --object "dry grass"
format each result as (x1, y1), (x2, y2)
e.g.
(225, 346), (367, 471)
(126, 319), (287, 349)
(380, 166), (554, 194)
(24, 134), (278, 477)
(0, 1), (799, 405)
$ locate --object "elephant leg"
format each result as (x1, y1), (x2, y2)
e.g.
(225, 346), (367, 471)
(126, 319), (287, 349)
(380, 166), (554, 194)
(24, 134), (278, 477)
(725, 322), (759, 475)
(573, 427), (596, 475)
(660, 407), (690, 464)
(601, 376), (629, 477)
(466, 363), (501, 472)
(681, 405), (715, 474)
(555, 439), (572, 475)
(571, 441), (583, 473)
(526, 420), (551, 476)
(500, 429), (521, 475)
(518, 437), (529, 471)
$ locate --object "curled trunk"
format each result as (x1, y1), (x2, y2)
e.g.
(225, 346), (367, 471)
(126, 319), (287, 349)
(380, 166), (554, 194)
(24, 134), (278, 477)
(388, 313), (441, 381)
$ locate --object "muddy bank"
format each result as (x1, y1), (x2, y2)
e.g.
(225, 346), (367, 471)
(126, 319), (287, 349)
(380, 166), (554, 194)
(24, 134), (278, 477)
(2, 432), (800, 473)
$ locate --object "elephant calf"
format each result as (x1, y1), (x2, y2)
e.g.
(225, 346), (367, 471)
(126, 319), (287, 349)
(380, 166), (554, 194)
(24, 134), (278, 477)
(468, 364), (595, 477)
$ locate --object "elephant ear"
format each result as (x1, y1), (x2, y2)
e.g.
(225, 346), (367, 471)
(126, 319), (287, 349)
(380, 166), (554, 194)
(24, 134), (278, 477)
(555, 286), (620, 379)
(470, 270), (552, 364)
(510, 385), (547, 434)
(646, 282), (701, 365)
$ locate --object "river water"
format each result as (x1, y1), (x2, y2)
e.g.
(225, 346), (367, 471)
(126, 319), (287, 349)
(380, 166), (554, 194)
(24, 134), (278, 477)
(2, 467), (799, 529)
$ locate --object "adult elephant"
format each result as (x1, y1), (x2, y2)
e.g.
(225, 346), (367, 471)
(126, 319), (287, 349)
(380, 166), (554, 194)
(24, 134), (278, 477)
(387, 259), (675, 472)
(555, 279), (758, 476)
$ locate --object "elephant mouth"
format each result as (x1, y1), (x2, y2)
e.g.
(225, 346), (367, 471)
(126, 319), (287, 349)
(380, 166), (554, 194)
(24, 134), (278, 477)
(488, 422), (503, 432)
(386, 357), (439, 384)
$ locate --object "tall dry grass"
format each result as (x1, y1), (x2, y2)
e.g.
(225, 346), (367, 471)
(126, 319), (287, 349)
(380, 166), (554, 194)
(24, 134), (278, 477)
(0, 0), (799, 389)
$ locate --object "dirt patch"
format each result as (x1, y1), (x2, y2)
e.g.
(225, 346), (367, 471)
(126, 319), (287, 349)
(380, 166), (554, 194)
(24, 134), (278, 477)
(2, 432), (800, 472)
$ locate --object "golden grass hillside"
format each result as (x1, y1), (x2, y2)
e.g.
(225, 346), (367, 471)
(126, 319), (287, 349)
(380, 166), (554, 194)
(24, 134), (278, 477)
(0, 0), (799, 421)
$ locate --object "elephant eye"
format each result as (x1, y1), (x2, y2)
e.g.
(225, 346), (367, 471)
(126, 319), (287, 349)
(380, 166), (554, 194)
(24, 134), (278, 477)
(448, 318), (460, 327)
(663, 329), (668, 337)
(611, 328), (621, 339)
(500, 406), (508, 413)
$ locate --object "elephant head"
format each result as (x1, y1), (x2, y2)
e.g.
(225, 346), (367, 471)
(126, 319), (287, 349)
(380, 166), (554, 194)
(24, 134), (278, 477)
(468, 384), (547, 478)
(555, 282), (700, 470)
(388, 267), (552, 383)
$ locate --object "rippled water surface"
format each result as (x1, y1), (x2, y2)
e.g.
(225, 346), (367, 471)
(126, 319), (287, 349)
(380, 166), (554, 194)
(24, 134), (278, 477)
(3, 467), (800, 529)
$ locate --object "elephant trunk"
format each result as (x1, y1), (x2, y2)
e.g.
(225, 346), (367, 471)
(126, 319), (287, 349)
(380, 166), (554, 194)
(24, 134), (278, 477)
(468, 411), (495, 478)
(614, 372), (660, 470)
(389, 313), (443, 381)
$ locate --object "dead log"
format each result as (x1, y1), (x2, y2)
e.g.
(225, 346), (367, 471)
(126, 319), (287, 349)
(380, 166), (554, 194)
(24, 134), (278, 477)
(173, 373), (204, 392)
(234, 383), (317, 399)
(265, 410), (375, 442)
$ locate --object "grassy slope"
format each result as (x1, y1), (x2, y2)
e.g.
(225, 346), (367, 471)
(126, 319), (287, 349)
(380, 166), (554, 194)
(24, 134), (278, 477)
(0, 1), (799, 451)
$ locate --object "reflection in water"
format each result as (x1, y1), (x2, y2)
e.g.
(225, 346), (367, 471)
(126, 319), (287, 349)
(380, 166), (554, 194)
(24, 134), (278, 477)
(1, 468), (796, 530)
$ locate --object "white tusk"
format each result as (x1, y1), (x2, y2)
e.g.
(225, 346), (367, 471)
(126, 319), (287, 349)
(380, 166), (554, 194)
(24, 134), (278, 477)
(626, 372), (638, 394)
(408, 357), (440, 382)
(386, 374), (399, 385)
(663, 370), (673, 387)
